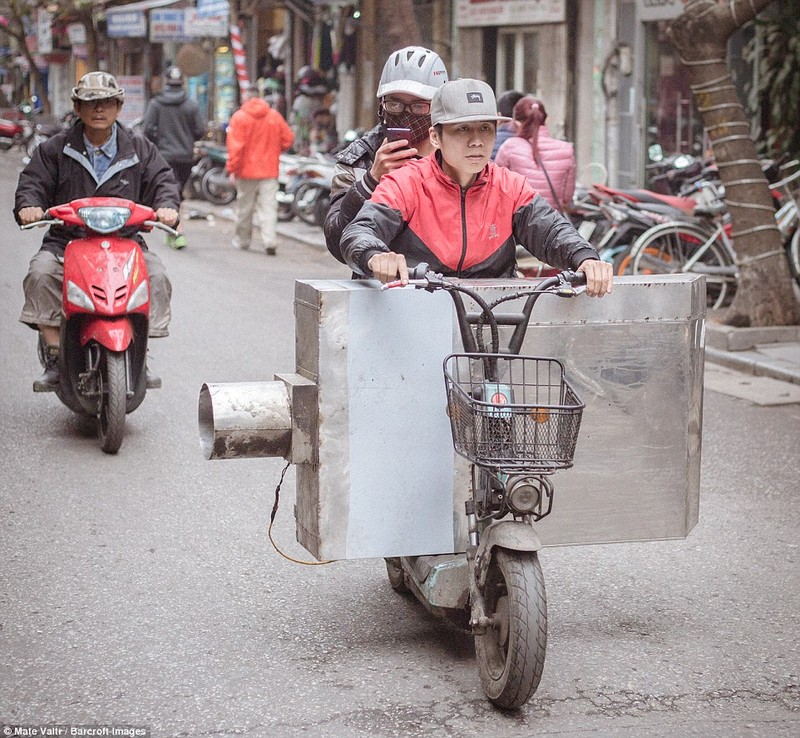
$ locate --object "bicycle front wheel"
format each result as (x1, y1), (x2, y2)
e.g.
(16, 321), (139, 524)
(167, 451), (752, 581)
(629, 222), (737, 309)
(787, 227), (800, 289)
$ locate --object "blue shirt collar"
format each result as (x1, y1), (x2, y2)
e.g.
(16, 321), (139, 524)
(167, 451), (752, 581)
(83, 123), (118, 160)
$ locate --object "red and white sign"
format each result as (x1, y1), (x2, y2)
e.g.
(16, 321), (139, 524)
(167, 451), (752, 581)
(456, 0), (565, 27)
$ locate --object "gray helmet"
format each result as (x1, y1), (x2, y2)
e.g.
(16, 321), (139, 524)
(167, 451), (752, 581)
(376, 46), (448, 101)
(71, 72), (125, 103)
(165, 66), (184, 86)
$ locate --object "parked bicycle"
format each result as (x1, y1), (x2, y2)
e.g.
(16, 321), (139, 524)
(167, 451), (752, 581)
(624, 162), (800, 308)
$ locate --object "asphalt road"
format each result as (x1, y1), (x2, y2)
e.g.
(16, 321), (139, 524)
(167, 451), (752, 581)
(1, 151), (798, 737)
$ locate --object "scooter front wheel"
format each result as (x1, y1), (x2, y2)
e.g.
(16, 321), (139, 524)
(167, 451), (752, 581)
(98, 349), (127, 455)
(201, 166), (236, 206)
(474, 548), (547, 709)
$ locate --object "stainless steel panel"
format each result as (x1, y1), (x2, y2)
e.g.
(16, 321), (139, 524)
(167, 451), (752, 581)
(294, 275), (704, 560)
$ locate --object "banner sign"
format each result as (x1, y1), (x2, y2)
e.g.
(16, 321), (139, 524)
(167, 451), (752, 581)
(150, 9), (191, 42)
(150, 9), (225, 41)
(456, 0), (565, 27)
(196, 0), (230, 19)
(37, 9), (53, 54)
(107, 11), (147, 38)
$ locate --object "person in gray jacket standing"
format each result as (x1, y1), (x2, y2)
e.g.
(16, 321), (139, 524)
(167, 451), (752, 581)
(143, 66), (205, 248)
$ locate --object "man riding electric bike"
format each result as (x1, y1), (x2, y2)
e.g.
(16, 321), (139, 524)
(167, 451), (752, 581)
(15, 71), (180, 391)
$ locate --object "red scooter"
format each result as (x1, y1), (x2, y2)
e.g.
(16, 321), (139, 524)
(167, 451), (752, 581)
(22, 197), (176, 454)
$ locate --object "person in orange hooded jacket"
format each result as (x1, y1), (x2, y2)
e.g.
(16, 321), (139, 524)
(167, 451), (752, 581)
(226, 85), (294, 255)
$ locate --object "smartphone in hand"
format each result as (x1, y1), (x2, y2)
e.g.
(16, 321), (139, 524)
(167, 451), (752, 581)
(386, 127), (412, 145)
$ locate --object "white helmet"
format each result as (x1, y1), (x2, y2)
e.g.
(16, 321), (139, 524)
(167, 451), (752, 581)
(376, 46), (448, 101)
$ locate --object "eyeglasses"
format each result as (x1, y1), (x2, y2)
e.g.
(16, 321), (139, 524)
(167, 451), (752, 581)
(382, 100), (431, 115)
(81, 99), (119, 111)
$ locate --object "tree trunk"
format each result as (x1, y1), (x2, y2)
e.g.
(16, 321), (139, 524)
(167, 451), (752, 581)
(668, 0), (799, 326)
(78, 9), (100, 72)
(376, 0), (422, 70)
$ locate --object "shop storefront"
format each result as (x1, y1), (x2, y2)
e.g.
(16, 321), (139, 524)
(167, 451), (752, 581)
(455, 0), (570, 139)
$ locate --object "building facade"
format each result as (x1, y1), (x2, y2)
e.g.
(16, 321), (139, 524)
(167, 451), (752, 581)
(2, 0), (761, 189)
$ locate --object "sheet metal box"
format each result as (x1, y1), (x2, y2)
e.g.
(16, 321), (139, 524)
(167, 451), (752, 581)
(293, 275), (705, 560)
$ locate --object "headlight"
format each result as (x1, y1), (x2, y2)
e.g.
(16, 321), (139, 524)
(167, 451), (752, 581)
(506, 477), (541, 515)
(127, 280), (149, 311)
(67, 280), (95, 311)
(77, 206), (131, 233)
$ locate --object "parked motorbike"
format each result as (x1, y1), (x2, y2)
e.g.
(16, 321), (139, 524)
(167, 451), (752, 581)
(186, 141), (236, 206)
(0, 109), (30, 151)
(277, 153), (300, 222)
(21, 197), (177, 454)
(277, 153), (335, 227)
(291, 164), (333, 227)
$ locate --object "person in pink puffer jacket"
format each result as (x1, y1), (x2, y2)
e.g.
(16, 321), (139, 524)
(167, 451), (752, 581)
(495, 96), (576, 212)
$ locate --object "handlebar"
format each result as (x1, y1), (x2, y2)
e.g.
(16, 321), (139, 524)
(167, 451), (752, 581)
(20, 215), (178, 236)
(384, 264), (586, 292)
(382, 265), (587, 356)
(20, 216), (59, 230)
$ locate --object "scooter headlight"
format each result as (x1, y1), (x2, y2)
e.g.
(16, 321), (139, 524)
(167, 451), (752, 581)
(77, 206), (132, 233)
(66, 280), (95, 311)
(505, 477), (541, 515)
(127, 280), (149, 311)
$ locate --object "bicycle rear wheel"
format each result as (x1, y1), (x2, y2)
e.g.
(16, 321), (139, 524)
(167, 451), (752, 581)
(629, 222), (736, 309)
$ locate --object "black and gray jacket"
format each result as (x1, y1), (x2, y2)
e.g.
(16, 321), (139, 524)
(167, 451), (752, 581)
(323, 125), (386, 263)
(14, 121), (180, 256)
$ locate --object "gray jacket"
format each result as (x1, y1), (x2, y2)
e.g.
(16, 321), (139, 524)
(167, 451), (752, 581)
(143, 88), (205, 164)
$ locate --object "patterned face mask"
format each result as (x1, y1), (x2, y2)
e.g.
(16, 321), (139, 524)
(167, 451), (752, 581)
(382, 109), (432, 147)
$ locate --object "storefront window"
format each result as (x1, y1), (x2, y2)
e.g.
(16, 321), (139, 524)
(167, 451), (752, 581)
(497, 28), (539, 96)
(643, 22), (704, 180)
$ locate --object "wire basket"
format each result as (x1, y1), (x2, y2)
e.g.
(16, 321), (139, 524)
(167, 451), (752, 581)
(444, 353), (584, 471)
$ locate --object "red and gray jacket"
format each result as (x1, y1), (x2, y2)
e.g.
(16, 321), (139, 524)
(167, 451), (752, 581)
(340, 152), (598, 278)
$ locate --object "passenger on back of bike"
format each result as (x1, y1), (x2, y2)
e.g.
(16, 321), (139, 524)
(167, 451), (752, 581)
(339, 78), (613, 298)
(15, 71), (180, 390)
(323, 46), (449, 264)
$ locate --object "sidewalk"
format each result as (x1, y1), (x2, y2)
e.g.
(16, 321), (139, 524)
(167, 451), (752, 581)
(705, 319), (800, 387)
(186, 199), (800, 390)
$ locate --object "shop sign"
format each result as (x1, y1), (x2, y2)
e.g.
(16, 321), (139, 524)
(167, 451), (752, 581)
(456, 0), (565, 27)
(116, 75), (145, 126)
(37, 9), (53, 54)
(196, 0), (230, 19)
(184, 9), (227, 38)
(107, 11), (147, 38)
(67, 23), (86, 46)
(637, 0), (686, 22)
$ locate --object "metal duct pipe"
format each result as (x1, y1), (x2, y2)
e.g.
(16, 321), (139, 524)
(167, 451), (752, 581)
(198, 382), (293, 460)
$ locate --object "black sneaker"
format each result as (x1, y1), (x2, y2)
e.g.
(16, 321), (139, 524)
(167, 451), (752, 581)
(33, 345), (60, 392)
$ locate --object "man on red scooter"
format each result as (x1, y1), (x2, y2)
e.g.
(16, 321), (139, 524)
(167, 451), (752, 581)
(15, 72), (180, 391)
